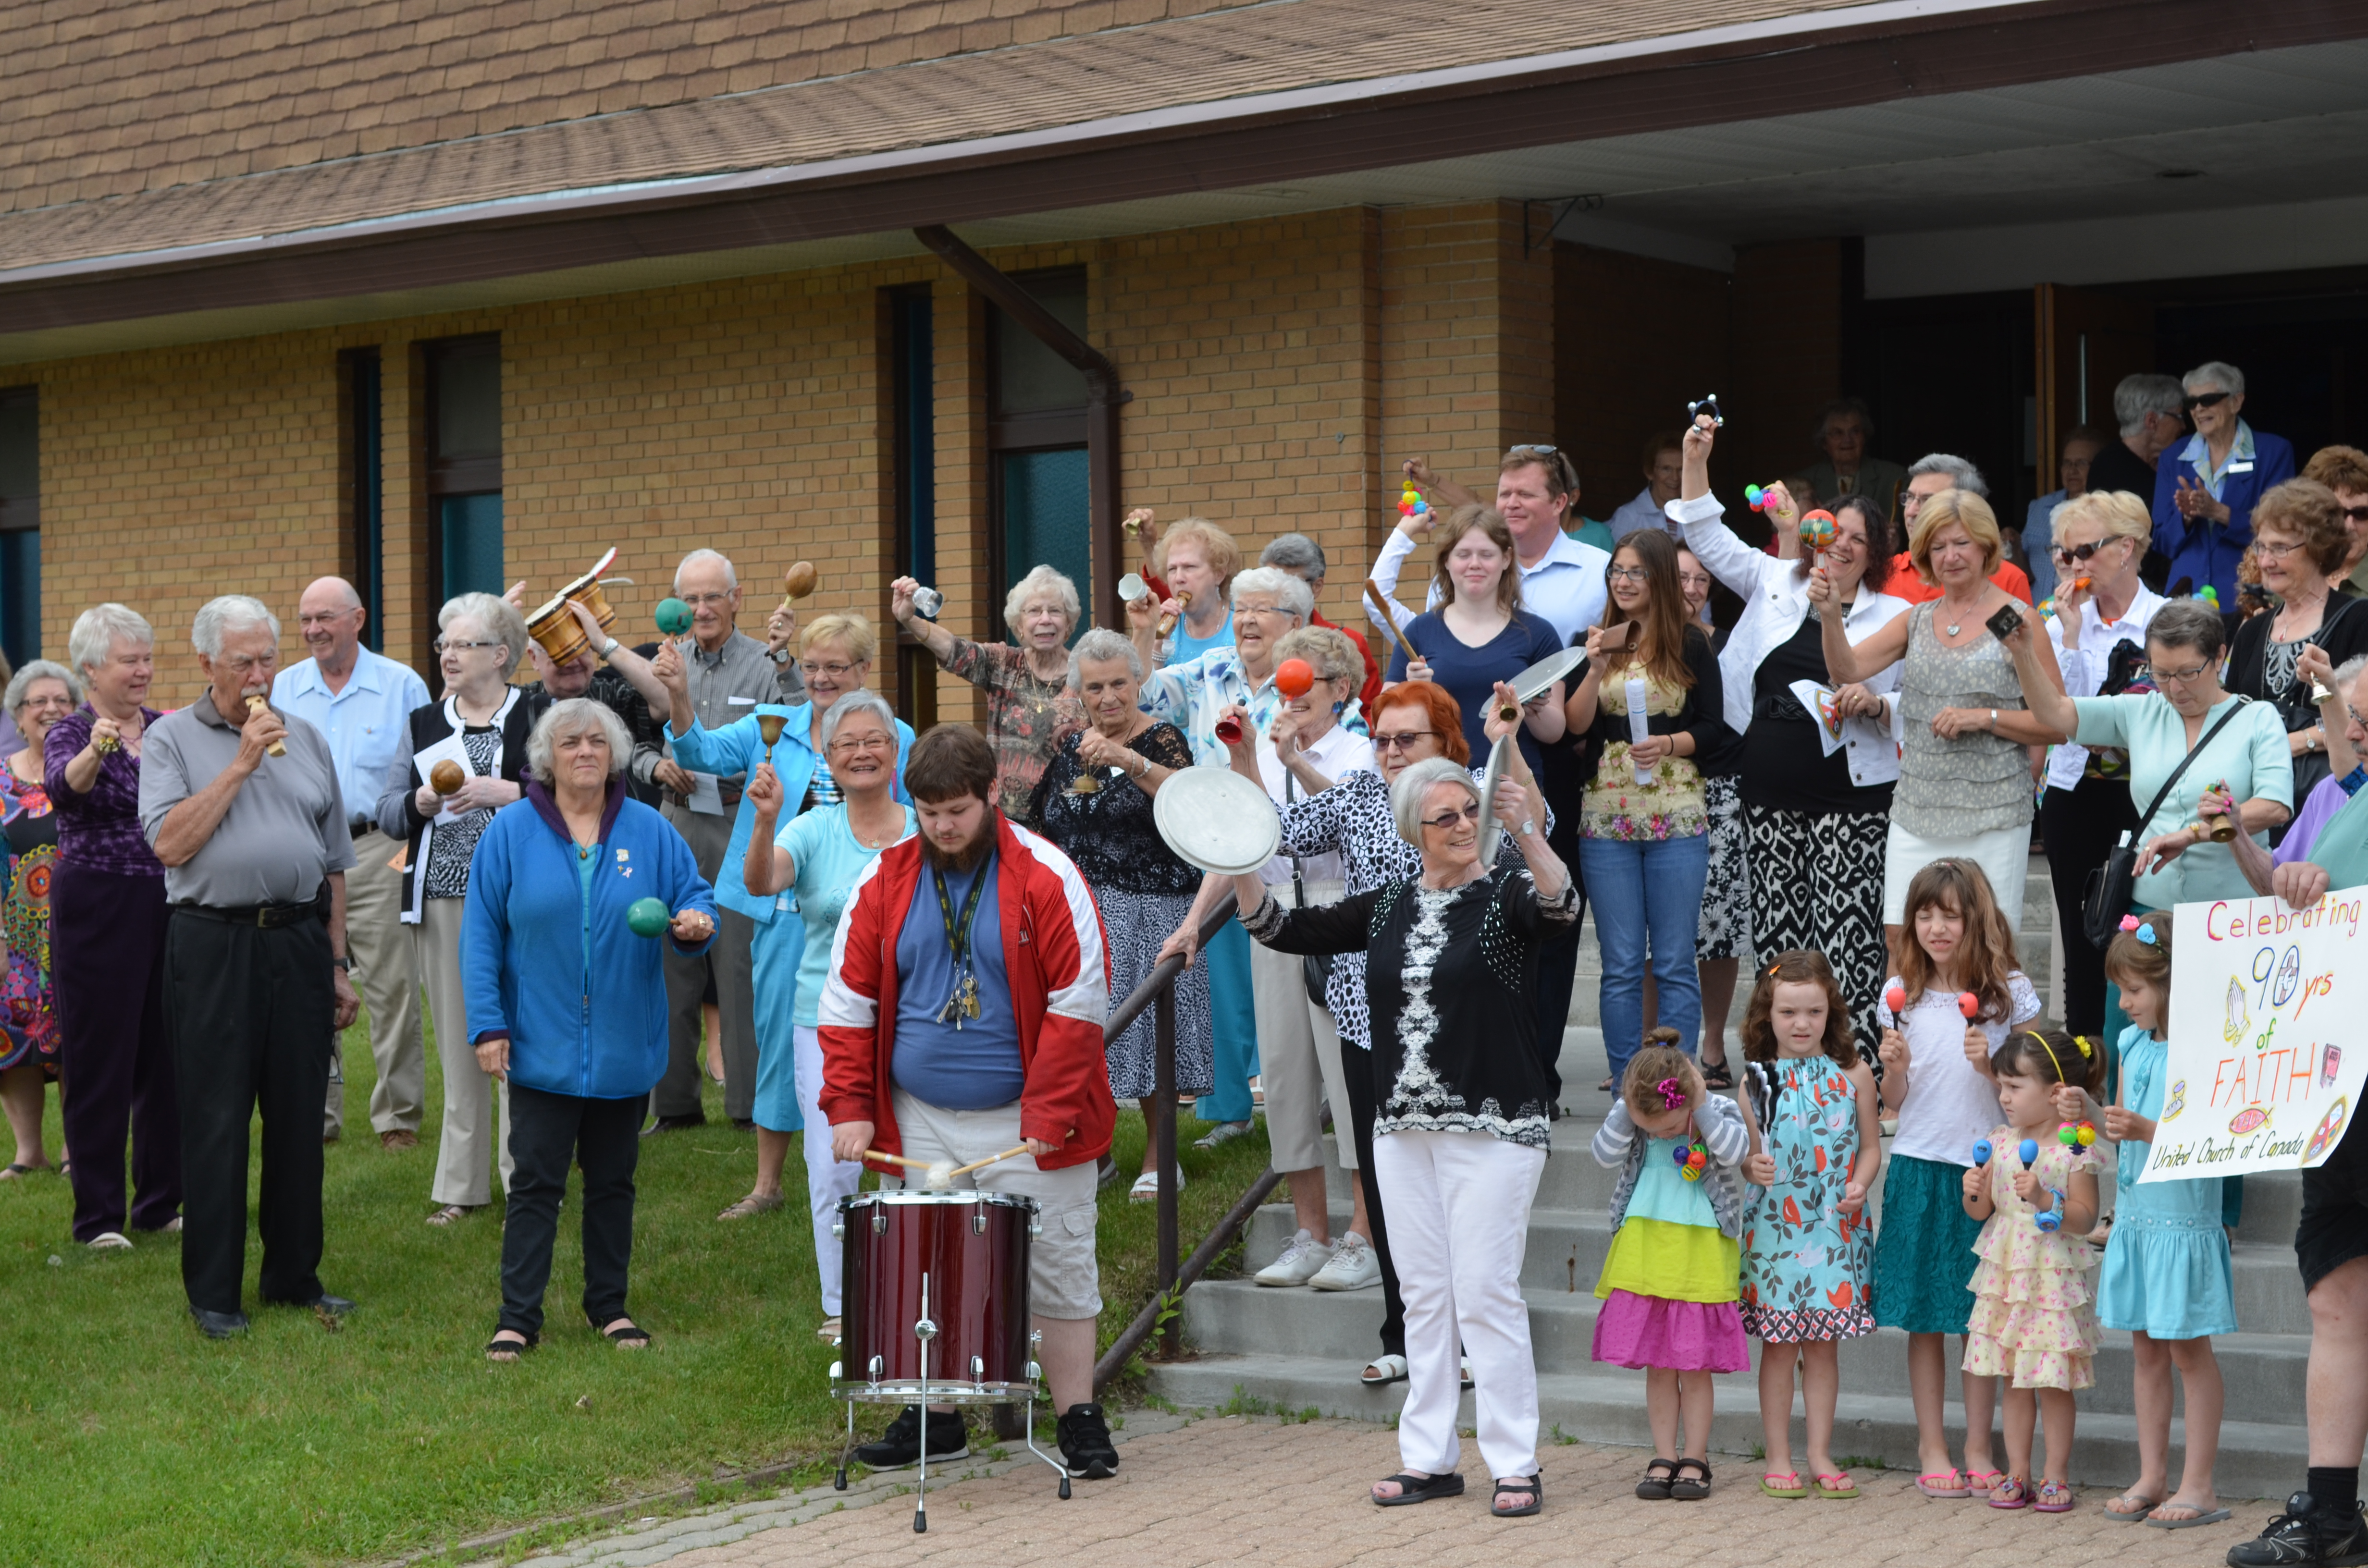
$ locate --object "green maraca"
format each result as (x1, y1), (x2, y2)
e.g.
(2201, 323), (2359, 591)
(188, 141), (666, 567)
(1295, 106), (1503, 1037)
(626, 897), (672, 938)
(654, 598), (693, 637)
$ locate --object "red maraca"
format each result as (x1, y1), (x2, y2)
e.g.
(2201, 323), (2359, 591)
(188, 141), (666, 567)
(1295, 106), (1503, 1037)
(1274, 658), (1315, 700)
(1958, 992), (1980, 1019)
(1799, 510), (1838, 554)
(1884, 980), (1906, 1016)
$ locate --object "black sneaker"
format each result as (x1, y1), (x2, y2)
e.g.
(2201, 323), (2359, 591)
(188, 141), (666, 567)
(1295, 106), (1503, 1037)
(2229, 1494), (2368, 1567)
(850, 1405), (969, 1470)
(1056, 1402), (1119, 1480)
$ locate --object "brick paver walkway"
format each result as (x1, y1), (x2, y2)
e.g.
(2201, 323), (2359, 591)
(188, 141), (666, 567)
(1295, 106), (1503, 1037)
(508, 1415), (2264, 1568)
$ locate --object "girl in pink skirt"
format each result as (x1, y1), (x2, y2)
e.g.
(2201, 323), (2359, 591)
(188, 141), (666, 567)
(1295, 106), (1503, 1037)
(1591, 1028), (1751, 1501)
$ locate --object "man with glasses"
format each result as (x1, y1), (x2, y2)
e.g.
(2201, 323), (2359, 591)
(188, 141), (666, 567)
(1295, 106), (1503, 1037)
(1886, 454), (2033, 605)
(271, 578), (430, 1149)
(504, 589), (673, 807)
(140, 595), (361, 1338)
(2152, 361), (2296, 607)
(2303, 446), (2368, 598)
(640, 549), (802, 1134)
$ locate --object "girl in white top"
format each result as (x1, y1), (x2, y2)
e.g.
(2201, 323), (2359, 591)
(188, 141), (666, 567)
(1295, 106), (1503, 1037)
(1870, 856), (2040, 1503)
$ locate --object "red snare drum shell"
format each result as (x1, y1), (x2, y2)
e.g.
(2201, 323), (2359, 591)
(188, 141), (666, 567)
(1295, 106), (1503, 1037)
(834, 1190), (1036, 1403)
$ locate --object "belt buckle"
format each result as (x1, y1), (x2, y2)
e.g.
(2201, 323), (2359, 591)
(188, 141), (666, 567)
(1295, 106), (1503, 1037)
(255, 906), (272, 929)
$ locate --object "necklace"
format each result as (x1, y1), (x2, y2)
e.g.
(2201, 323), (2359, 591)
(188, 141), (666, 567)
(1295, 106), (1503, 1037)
(1941, 597), (1982, 638)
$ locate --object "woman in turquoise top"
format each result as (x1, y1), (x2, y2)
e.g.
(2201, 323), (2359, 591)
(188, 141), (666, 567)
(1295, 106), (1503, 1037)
(2068, 913), (2235, 1527)
(736, 692), (914, 1341)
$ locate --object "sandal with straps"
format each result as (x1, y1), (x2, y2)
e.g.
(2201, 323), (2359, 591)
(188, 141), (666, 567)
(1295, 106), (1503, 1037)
(1372, 1471), (1464, 1507)
(484, 1331), (535, 1362)
(1492, 1474), (1542, 1518)
(1669, 1458), (1713, 1501)
(595, 1317), (652, 1348)
(1636, 1457), (1679, 1500)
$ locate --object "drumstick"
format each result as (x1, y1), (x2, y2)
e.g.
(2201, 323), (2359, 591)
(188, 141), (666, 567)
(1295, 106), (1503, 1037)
(1364, 580), (1411, 663)
(861, 1148), (935, 1171)
(945, 1144), (1032, 1180)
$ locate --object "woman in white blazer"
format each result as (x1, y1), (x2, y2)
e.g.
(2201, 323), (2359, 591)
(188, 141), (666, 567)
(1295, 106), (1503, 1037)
(1669, 420), (1910, 1059)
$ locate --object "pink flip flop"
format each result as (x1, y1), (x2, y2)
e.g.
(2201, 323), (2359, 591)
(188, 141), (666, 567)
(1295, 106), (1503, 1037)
(1916, 1470), (1972, 1499)
(1964, 1469), (2006, 1498)
(1988, 1476), (2030, 1510)
(2035, 1481), (2075, 1513)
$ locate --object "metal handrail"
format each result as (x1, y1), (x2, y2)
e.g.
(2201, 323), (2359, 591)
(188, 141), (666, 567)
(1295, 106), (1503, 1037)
(1090, 889), (1264, 1392)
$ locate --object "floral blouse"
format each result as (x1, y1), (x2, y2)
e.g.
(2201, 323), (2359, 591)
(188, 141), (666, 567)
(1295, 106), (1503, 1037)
(1579, 661), (1708, 840)
(941, 638), (1085, 825)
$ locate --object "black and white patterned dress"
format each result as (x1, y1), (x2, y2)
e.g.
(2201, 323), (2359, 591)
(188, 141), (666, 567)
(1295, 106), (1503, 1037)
(422, 726), (504, 900)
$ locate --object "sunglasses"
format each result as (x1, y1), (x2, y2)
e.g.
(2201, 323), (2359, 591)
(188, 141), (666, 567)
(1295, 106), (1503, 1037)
(1420, 802), (1484, 831)
(1370, 731), (1438, 753)
(2050, 539), (2124, 565)
(2341, 505), (2368, 525)
(2181, 390), (2232, 411)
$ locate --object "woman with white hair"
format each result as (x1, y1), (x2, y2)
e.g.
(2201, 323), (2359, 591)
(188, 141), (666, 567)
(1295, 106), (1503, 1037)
(377, 591), (534, 1227)
(1230, 755), (1575, 1517)
(463, 698), (718, 1360)
(1029, 627), (1206, 1199)
(2153, 360), (2297, 606)
(0, 660), (80, 1178)
(888, 565), (1083, 826)
(45, 603), (183, 1248)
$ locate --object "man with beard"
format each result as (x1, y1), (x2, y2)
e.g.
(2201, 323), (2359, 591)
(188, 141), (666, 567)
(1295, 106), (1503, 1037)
(140, 595), (362, 1337)
(818, 724), (1119, 1481)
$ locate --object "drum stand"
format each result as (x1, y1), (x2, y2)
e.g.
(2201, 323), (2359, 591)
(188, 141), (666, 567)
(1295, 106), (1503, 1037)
(833, 1276), (1072, 1533)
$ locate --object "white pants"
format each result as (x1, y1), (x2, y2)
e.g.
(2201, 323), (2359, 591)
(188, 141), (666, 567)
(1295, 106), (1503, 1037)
(890, 1089), (1102, 1320)
(1375, 1127), (1546, 1482)
(795, 1024), (864, 1316)
(417, 896), (512, 1208)
(1881, 820), (2030, 934)
(1248, 879), (1357, 1172)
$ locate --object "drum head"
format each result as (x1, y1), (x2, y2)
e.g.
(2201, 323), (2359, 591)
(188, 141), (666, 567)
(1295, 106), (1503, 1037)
(556, 547), (619, 600)
(1154, 766), (1280, 876)
(1510, 644), (1586, 704)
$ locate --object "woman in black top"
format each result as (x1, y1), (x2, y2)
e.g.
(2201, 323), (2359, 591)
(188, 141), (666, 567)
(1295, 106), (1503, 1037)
(1233, 755), (1574, 1517)
(2223, 478), (2368, 818)
(1027, 628), (1203, 1199)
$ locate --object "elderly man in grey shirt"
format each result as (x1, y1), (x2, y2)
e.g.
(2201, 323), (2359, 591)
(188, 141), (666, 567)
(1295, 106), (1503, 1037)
(641, 548), (801, 1133)
(140, 594), (362, 1340)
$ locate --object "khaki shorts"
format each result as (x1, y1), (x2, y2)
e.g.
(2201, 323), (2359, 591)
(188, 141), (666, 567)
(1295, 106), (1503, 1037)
(890, 1089), (1102, 1320)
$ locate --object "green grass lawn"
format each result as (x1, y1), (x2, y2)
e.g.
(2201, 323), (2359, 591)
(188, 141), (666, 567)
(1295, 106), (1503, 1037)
(0, 1013), (1272, 1567)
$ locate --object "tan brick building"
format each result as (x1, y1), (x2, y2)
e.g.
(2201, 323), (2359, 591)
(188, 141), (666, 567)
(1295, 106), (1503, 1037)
(5, 0), (2368, 710)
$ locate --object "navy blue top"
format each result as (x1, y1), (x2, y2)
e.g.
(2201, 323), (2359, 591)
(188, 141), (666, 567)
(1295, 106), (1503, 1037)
(892, 854), (1024, 1110)
(1385, 608), (1564, 777)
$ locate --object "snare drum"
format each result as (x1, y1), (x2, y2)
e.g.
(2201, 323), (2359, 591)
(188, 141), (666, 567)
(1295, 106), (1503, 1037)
(831, 1189), (1038, 1405)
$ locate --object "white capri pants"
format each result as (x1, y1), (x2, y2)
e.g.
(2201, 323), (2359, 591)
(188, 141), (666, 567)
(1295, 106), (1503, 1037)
(416, 895), (511, 1209)
(1248, 879), (1357, 1172)
(1881, 820), (2030, 936)
(795, 1025), (865, 1317)
(1376, 1127), (1547, 1484)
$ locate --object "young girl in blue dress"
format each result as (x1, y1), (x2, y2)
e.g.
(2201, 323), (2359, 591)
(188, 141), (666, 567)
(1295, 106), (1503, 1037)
(1736, 950), (1882, 1502)
(2066, 912), (2235, 1527)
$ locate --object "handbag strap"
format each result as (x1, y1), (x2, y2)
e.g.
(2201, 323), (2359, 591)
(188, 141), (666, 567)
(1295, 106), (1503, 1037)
(1285, 769), (1309, 907)
(2129, 696), (2252, 842)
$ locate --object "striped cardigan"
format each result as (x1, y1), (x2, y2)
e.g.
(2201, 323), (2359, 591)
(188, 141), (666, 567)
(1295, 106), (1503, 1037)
(1591, 1092), (1751, 1239)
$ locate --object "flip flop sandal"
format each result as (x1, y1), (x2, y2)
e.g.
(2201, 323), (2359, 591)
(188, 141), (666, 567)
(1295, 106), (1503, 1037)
(2146, 1506), (2233, 1530)
(816, 1316), (841, 1344)
(0, 1163), (37, 1180)
(1759, 1471), (1808, 1499)
(1492, 1474), (1542, 1518)
(2103, 1491), (2165, 1520)
(2035, 1481), (2075, 1513)
(1361, 1354), (1409, 1386)
(1636, 1458), (1679, 1500)
(1373, 1471), (1464, 1507)
(426, 1204), (482, 1227)
(1988, 1476), (2030, 1510)
(484, 1332), (536, 1362)
(1964, 1469), (2006, 1498)
(1916, 1470), (1972, 1499)
(1668, 1458), (1713, 1501)
(1814, 1472), (1860, 1500)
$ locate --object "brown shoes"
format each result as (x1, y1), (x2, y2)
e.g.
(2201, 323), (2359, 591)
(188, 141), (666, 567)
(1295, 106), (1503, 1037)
(380, 1130), (420, 1151)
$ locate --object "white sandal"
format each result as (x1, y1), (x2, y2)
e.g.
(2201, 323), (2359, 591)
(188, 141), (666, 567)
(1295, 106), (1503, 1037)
(1361, 1353), (1408, 1385)
(1129, 1170), (1184, 1202)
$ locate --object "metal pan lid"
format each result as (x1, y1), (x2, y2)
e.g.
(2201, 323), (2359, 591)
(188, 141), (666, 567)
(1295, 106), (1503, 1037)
(1510, 644), (1587, 703)
(1153, 765), (1281, 876)
(1474, 733), (1513, 866)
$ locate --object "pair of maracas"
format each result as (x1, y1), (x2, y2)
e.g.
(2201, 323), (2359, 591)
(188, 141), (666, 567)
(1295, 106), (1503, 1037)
(1885, 980), (1981, 1020)
(1213, 658), (1318, 745)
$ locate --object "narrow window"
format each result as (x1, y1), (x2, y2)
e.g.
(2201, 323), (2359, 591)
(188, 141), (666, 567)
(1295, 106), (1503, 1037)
(424, 335), (502, 603)
(890, 287), (938, 727)
(987, 270), (1089, 641)
(343, 349), (384, 648)
(0, 387), (38, 667)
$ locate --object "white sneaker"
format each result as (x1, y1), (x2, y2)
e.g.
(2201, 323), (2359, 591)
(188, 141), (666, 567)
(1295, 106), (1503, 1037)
(1307, 1231), (1380, 1290)
(1254, 1228), (1333, 1287)
(86, 1231), (133, 1251)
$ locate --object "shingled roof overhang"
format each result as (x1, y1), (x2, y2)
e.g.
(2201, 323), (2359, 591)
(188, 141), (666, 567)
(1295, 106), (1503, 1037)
(5, 0), (2366, 343)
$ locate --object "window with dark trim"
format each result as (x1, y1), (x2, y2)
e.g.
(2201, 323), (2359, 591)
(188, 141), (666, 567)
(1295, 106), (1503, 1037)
(987, 270), (1089, 644)
(890, 287), (938, 728)
(0, 387), (38, 668)
(424, 335), (502, 604)
(343, 349), (384, 649)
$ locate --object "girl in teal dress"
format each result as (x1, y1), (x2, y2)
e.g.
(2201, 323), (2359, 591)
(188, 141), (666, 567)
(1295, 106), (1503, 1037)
(2068, 912), (2234, 1528)
(1736, 951), (1882, 1502)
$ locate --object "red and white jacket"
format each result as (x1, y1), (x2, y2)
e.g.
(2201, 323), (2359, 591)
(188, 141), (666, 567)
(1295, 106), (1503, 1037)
(818, 812), (1113, 1173)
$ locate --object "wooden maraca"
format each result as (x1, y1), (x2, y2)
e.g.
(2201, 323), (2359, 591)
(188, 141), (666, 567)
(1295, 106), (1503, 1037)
(778, 561), (818, 614)
(245, 696), (287, 758)
(429, 759), (467, 796)
(1159, 588), (1188, 639)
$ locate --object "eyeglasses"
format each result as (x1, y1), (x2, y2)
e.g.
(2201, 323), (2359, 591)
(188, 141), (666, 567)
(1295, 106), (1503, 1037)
(2153, 659), (2215, 684)
(1677, 573), (1713, 591)
(1233, 603), (1295, 620)
(1506, 444), (1558, 457)
(678, 592), (734, 609)
(2051, 539), (2118, 565)
(829, 734), (895, 755)
(1370, 730), (1438, 753)
(1420, 803), (1483, 831)
(1605, 565), (1651, 583)
(2342, 505), (2368, 524)
(799, 660), (861, 679)
(2254, 539), (2304, 561)
(435, 638), (501, 655)
(2181, 390), (2232, 411)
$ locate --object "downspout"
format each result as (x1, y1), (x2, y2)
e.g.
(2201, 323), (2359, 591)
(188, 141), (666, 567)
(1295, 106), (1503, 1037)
(913, 224), (1128, 628)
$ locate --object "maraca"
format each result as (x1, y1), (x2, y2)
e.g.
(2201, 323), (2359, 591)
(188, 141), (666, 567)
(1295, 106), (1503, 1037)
(1798, 509), (1838, 554)
(245, 695), (287, 758)
(626, 897), (672, 938)
(1672, 1141), (1708, 1181)
(755, 712), (787, 749)
(2018, 1137), (2039, 1165)
(654, 597), (693, 636)
(1274, 658), (1315, 700)
(429, 760), (467, 796)
(1158, 588), (1189, 639)
(779, 561), (818, 608)
(1883, 979), (1906, 1016)
(1972, 1138), (1993, 1166)
(1743, 484), (1772, 512)
(2057, 1119), (2097, 1148)
(1958, 992), (1980, 1019)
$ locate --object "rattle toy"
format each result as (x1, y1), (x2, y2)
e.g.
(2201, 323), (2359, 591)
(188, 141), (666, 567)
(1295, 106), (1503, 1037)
(654, 598), (693, 636)
(2198, 585), (2221, 608)
(429, 760), (467, 796)
(1686, 394), (1725, 427)
(626, 897), (672, 938)
(1672, 1139), (1709, 1181)
(2057, 1119), (2097, 1148)
(1274, 658), (1315, 700)
(1743, 484), (1779, 513)
(1958, 992), (1980, 1019)
(1398, 480), (1430, 520)
(1798, 510), (1838, 554)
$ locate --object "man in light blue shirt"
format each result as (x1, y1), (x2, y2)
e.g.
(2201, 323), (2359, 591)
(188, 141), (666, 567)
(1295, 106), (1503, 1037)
(271, 577), (432, 1147)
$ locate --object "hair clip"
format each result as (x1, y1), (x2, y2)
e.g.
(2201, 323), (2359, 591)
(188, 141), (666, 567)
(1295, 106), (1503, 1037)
(2136, 922), (2158, 945)
(1655, 1076), (1686, 1110)
(1767, 960), (1785, 977)
(2119, 914), (2140, 932)
(2073, 1035), (2094, 1058)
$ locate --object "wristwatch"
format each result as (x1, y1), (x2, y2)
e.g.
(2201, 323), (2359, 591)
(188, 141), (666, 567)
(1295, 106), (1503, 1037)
(332, 956), (352, 972)
(598, 637), (621, 662)
(768, 646), (792, 666)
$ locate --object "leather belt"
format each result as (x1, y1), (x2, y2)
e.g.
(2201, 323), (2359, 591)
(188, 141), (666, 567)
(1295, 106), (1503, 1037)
(173, 891), (329, 930)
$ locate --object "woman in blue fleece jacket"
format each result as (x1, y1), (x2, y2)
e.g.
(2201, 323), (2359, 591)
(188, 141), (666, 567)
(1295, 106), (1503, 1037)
(464, 698), (718, 1361)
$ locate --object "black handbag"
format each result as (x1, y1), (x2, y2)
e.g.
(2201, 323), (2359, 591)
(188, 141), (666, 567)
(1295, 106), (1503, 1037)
(2080, 697), (2249, 948)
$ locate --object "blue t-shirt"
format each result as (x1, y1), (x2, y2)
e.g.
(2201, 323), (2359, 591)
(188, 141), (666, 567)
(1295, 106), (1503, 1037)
(777, 804), (917, 1027)
(1385, 607), (1564, 777)
(892, 853), (1024, 1110)
(1169, 607), (1234, 666)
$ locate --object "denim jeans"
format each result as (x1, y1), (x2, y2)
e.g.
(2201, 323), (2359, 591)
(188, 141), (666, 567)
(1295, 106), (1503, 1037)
(1579, 831), (1711, 1090)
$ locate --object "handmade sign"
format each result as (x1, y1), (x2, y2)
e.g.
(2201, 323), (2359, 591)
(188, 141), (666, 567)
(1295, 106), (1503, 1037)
(2139, 889), (2368, 1182)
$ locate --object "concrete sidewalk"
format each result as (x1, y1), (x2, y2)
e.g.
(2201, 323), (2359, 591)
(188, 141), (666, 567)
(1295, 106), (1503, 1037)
(511, 1413), (2263, 1568)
